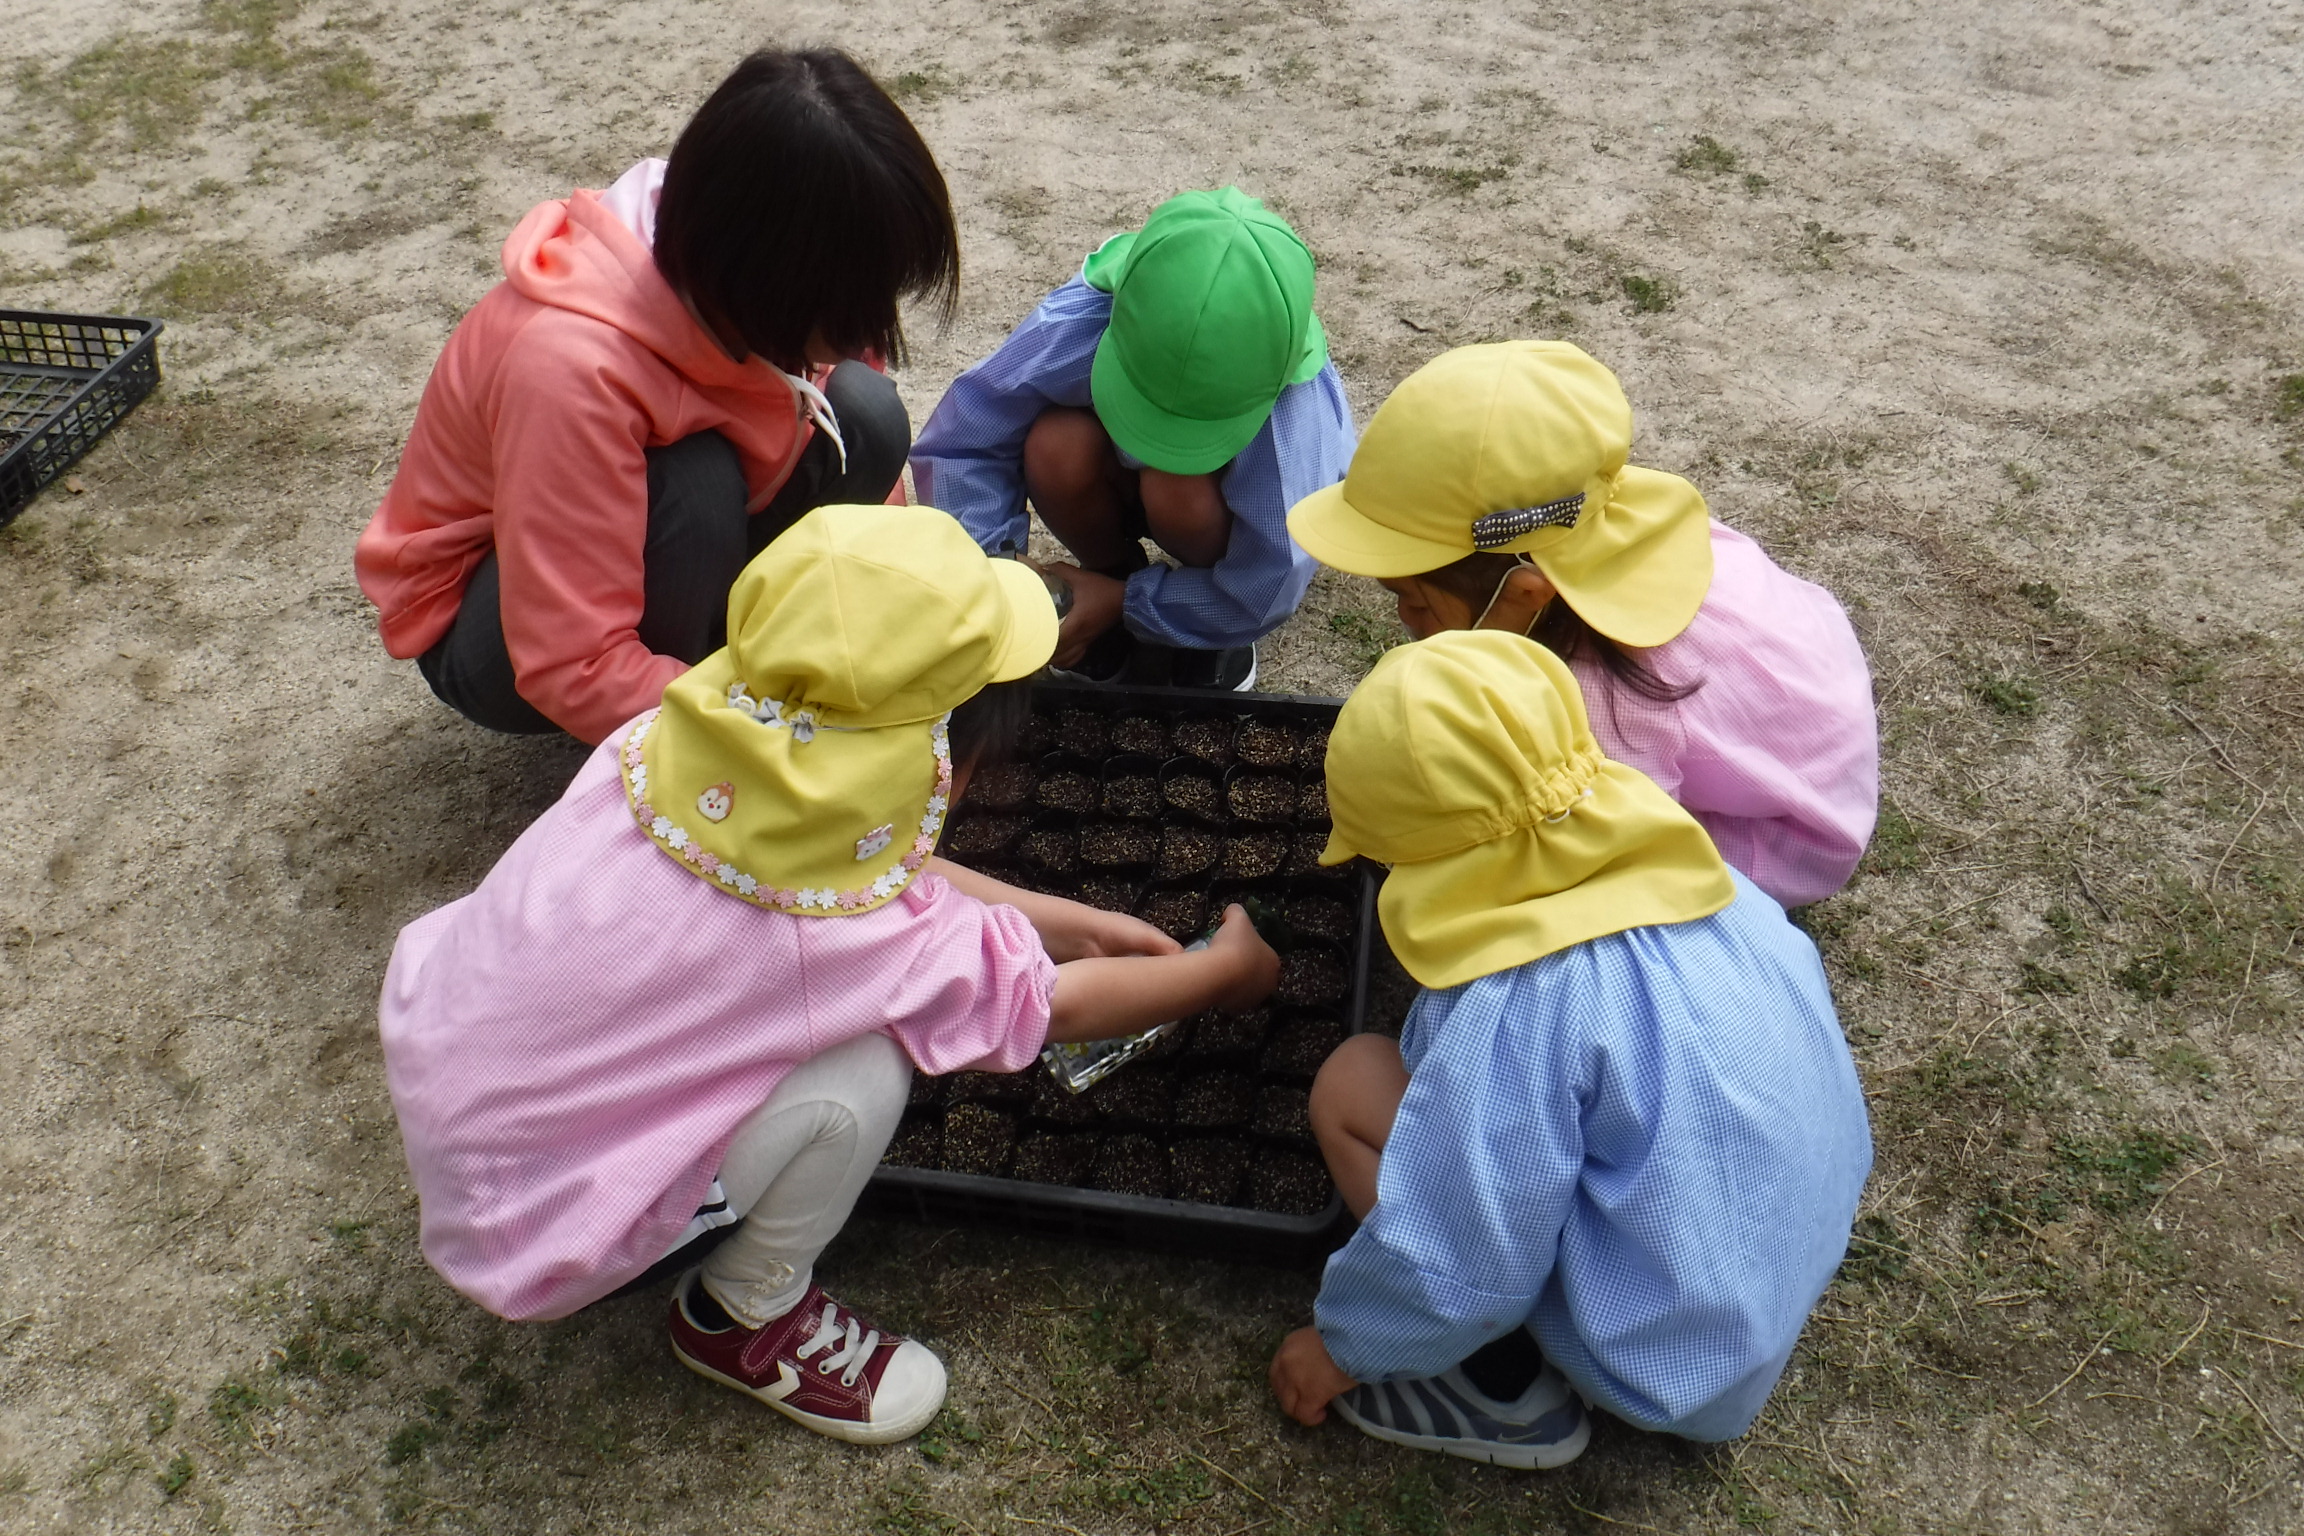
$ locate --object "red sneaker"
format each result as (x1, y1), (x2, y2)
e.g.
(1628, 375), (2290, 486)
(668, 1272), (946, 1445)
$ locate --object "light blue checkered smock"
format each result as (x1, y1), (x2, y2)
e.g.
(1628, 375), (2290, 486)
(909, 277), (1356, 651)
(1314, 871), (1873, 1442)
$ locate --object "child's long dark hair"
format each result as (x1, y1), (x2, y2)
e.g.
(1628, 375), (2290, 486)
(1421, 553), (1701, 703)
(654, 49), (960, 373)
(949, 678), (1035, 778)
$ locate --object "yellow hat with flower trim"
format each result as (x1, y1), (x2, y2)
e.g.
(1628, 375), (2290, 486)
(1319, 628), (1735, 988)
(1287, 341), (1713, 649)
(619, 504), (1057, 915)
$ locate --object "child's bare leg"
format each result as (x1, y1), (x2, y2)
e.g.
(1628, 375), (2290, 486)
(1022, 407), (1137, 571)
(1138, 467), (1234, 568)
(1309, 1034), (1410, 1220)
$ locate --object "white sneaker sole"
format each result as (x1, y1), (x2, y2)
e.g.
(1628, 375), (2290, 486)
(1333, 1394), (1591, 1470)
(670, 1338), (945, 1446)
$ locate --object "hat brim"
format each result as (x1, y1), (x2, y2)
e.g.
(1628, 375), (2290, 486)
(1287, 480), (1469, 578)
(986, 558), (1061, 682)
(1090, 333), (1271, 476)
(1529, 468), (1714, 649)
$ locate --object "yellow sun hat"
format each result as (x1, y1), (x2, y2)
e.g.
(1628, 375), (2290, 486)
(1319, 629), (1735, 988)
(1287, 341), (1714, 648)
(619, 504), (1058, 915)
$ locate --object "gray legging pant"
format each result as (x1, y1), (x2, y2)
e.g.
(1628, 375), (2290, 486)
(694, 1032), (913, 1327)
(417, 359), (910, 736)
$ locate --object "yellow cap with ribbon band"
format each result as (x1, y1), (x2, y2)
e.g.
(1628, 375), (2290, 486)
(1287, 340), (1713, 649)
(620, 504), (1058, 915)
(1319, 629), (1736, 989)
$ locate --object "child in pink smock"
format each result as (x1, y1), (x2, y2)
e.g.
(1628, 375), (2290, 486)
(378, 505), (1280, 1446)
(1288, 342), (1877, 909)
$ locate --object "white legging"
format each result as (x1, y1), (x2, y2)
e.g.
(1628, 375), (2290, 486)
(694, 1031), (913, 1328)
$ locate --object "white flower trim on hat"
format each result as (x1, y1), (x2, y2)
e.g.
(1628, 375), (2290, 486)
(619, 707), (952, 914)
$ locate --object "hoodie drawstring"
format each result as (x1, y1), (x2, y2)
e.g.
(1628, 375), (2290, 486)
(782, 371), (848, 476)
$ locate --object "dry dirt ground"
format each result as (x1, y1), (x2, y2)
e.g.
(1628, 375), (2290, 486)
(4, 0), (2304, 1532)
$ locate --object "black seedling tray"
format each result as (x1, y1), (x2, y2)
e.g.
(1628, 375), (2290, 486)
(1, 309), (164, 527)
(863, 679), (1373, 1266)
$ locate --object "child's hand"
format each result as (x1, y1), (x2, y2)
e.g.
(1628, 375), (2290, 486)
(1057, 904), (1181, 962)
(1036, 563), (1125, 666)
(1206, 903), (1282, 1012)
(1269, 1326), (1356, 1426)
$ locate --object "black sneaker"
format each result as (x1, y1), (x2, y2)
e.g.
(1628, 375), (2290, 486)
(1167, 643), (1258, 692)
(1048, 625), (1136, 686)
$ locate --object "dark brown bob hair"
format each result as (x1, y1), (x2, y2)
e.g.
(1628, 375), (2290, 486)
(654, 49), (960, 373)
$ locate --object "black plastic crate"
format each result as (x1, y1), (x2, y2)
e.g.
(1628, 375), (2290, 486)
(0, 309), (164, 527)
(862, 679), (1374, 1265)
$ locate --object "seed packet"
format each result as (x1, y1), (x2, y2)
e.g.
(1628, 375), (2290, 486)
(1040, 899), (1294, 1094)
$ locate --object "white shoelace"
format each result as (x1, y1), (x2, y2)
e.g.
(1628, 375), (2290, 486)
(780, 371), (848, 476)
(794, 1301), (880, 1388)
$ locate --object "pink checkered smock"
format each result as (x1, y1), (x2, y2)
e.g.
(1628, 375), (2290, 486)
(1570, 524), (1879, 910)
(378, 728), (1056, 1322)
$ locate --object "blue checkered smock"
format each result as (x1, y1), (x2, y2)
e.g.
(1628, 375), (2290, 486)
(1315, 871), (1873, 1442)
(909, 277), (1356, 651)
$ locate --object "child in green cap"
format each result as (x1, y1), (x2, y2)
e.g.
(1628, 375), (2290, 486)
(911, 187), (1356, 690)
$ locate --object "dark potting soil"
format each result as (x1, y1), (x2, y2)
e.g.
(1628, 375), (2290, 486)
(1170, 1137), (1250, 1204)
(1159, 828), (1222, 880)
(1137, 888), (1206, 940)
(1075, 876), (1136, 913)
(908, 1072), (947, 1110)
(1094, 1066), (1174, 1126)
(1222, 831), (1287, 879)
(1283, 895), (1354, 943)
(1172, 717), (1234, 765)
(949, 1069), (1032, 1109)
(1092, 1133), (1171, 1198)
(1102, 774), (1161, 819)
(1013, 1131), (1098, 1187)
(1264, 1017), (1349, 1076)
(1227, 774), (1296, 824)
(1295, 726), (1330, 770)
(1187, 1006), (1270, 1058)
(1277, 950), (1349, 1006)
(1286, 831), (1349, 879)
(1235, 720), (1298, 769)
(1036, 770), (1098, 815)
(1110, 716), (1167, 755)
(885, 1117), (942, 1169)
(1174, 1071), (1257, 1130)
(945, 814), (1025, 859)
(971, 762), (1037, 808)
(1162, 772), (1220, 820)
(941, 1104), (1015, 1175)
(1254, 1084), (1312, 1141)
(1029, 1071), (1101, 1128)
(1296, 779), (1329, 824)
(1020, 830), (1077, 871)
(1250, 1151), (1332, 1216)
(1080, 821), (1159, 867)
(1055, 709), (1109, 759)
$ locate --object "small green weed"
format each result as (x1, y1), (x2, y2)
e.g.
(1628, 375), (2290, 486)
(2274, 373), (2304, 419)
(1674, 134), (1739, 174)
(144, 249), (275, 316)
(2003, 462), (2041, 495)
(1839, 1214), (1911, 1285)
(1327, 608), (1402, 670)
(1743, 171), (1770, 194)
(1965, 666), (2039, 717)
(891, 64), (953, 103)
(1394, 159), (1517, 195)
(2017, 961), (2074, 996)
(1863, 798), (1922, 875)
(145, 1388), (177, 1438)
(2154, 1042), (2216, 1086)
(1621, 272), (1677, 313)
(2054, 1129), (2192, 1212)
(2017, 579), (2060, 610)
(383, 1420), (443, 1465)
(156, 1452), (195, 1499)
(209, 1375), (278, 1439)
(70, 202), (175, 244)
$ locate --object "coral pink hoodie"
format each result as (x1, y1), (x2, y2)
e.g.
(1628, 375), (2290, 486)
(355, 189), (810, 744)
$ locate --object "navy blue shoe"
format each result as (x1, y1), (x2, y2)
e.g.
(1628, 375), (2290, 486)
(1333, 1360), (1590, 1469)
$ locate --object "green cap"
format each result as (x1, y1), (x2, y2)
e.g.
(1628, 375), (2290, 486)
(1082, 187), (1328, 475)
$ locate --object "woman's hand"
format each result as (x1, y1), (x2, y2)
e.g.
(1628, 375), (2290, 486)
(1269, 1326), (1356, 1426)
